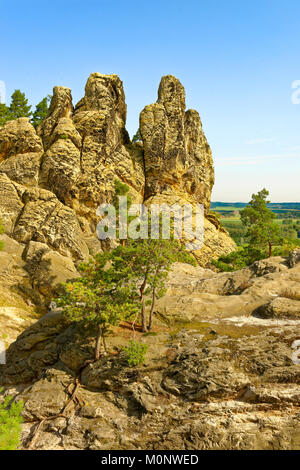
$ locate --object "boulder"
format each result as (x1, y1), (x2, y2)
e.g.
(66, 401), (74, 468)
(254, 296), (300, 319)
(0, 118), (42, 160)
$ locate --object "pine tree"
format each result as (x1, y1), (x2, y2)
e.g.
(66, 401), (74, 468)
(240, 188), (282, 257)
(31, 95), (51, 128)
(0, 103), (12, 126)
(9, 90), (32, 119)
(111, 238), (196, 332)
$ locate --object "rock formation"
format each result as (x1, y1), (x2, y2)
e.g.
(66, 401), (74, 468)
(140, 75), (214, 211)
(3, 72), (282, 450)
(0, 72), (235, 287)
(1, 254), (300, 450)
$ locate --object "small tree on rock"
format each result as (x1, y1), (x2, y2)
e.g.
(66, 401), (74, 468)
(111, 238), (196, 332)
(132, 128), (142, 143)
(0, 103), (12, 126)
(57, 252), (140, 360)
(240, 188), (282, 257)
(9, 90), (32, 119)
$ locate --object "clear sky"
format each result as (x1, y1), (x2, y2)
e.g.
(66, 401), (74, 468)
(2, 0), (300, 202)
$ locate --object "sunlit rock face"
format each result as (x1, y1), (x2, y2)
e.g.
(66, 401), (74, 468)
(0, 72), (235, 270)
(140, 75), (214, 212)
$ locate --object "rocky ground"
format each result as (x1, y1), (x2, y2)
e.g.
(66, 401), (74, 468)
(0, 251), (299, 450)
(0, 72), (299, 450)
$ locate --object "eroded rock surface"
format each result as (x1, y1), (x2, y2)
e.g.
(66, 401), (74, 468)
(0, 255), (299, 450)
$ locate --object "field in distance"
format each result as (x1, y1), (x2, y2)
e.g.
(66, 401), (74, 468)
(211, 202), (300, 245)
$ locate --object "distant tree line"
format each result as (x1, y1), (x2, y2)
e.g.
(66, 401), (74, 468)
(0, 90), (51, 128)
(214, 189), (300, 271)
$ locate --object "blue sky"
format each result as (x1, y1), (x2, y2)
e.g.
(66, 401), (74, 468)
(2, 0), (300, 201)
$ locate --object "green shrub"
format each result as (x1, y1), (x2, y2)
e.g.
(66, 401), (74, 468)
(0, 390), (23, 450)
(123, 340), (149, 367)
(212, 245), (266, 272)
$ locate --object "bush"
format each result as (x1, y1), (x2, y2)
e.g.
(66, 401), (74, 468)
(212, 245), (266, 272)
(0, 390), (23, 450)
(280, 289), (300, 301)
(123, 340), (149, 367)
(273, 238), (300, 257)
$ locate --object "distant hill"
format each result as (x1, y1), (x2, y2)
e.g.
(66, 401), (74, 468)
(211, 202), (300, 219)
(212, 202), (300, 210)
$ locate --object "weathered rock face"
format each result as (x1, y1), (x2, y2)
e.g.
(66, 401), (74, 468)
(0, 73), (234, 272)
(38, 74), (145, 234)
(1, 256), (300, 450)
(140, 75), (214, 212)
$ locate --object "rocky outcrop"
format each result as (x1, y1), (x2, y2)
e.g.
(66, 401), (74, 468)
(140, 75), (235, 261)
(155, 256), (300, 323)
(289, 248), (300, 268)
(254, 297), (300, 319)
(140, 75), (214, 212)
(0, 254), (299, 450)
(0, 118), (43, 186)
(39, 74), (145, 229)
(0, 72), (234, 276)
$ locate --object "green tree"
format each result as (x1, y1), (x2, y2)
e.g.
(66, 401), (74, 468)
(0, 390), (23, 450)
(132, 128), (142, 143)
(31, 95), (51, 128)
(9, 90), (32, 119)
(57, 252), (140, 360)
(111, 238), (196, 332)
(240, 189), (282, 257)
(0, 103), (12, 126)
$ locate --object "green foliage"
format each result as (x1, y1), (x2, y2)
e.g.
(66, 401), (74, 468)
(240, 189), (282, 257)
(123, 340), (148, 367)
(112, 179), (133, 241)
(57, 250), (140, 358)
(31, 95), (51, 128)
(9, 90), (32, 119)
(212, 245), (266, 272)
(132, 128), (142, 143)
(273, 238), (300, 257)
(0, 390), (23, 450)
(0, 103), (12, 126)
(220, 219), (247, 245)
(111, 237), (196, 331)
